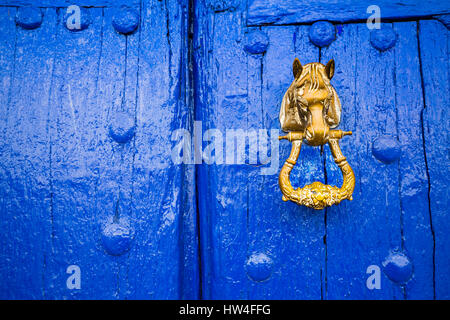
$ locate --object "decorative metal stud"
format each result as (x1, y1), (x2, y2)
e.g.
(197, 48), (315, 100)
(15, 6), (43, 30)
(101, 217), (133, 256)
(309, 21), (336, 48)
(243, 29), (269, 54)
(246, 252), (273, 282)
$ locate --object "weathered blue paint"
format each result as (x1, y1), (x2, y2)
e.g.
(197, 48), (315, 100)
(1, 6), (56, 300)
(434, 14), (450, 29)
(243, 29), (269, 54)
(247, 0), (450, 26)
(0, 1), (199, 300)
(2, 1), (140, 7)
(208, 0), (240, 12)
(419, 20), (450, 300)
(317, 22), (403, 300)
(0, 0), (448, 300)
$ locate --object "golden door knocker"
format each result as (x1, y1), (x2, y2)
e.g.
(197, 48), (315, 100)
(278, 58), (355, 210)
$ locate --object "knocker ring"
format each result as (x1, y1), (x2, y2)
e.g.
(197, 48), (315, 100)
(278, 58), (355, 209)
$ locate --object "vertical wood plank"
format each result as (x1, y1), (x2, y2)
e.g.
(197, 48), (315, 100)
(393, 21), (434, 299)
(44, 8), (119, 299)
(0, 1), (197, 299)
(196, 9), (250, 299)
(419, 19), (450, 300)
(245, 37), (266, 298)
(91, 7), (135, 299)
(195, 0), (325, 297)
(0, 8), (57, 299)
(126, 0), (197, 299)
(253, 26), (324, 299)
(0, 7), (17, 299)
(322, 23), (403, 299)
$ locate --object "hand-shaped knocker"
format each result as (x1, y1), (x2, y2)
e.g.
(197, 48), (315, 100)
(278, 58), (355, 210)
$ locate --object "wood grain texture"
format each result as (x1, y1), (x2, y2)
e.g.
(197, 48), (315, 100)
(0, 9), (16, 296)
(195, 8), (251, 299)
(0, 0), (448, 300)
(0, 7), (57, 299)
(126, 0), (198, 299)
(419, 19), (450, 300)
(248, 0), (450, 26)
(0, 1), (198, 299)
(194, 0), (327, 298)
(393, 21), (433, 300)
(321, 21), (435, 299)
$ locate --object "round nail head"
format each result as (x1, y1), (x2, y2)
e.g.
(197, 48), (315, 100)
(15, 7), (43, 30)
(246, 252), (274, 282)
(112, 8), (140, 35)
(309, 21), (336, 48)
(370, 27), (397, 51)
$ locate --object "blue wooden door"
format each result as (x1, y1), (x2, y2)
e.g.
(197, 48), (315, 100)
(0, 0), (448, 300)
(194, 0), (449, 300)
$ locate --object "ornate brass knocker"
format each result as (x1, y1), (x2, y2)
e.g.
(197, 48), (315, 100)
(278, 59), (355, 210)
